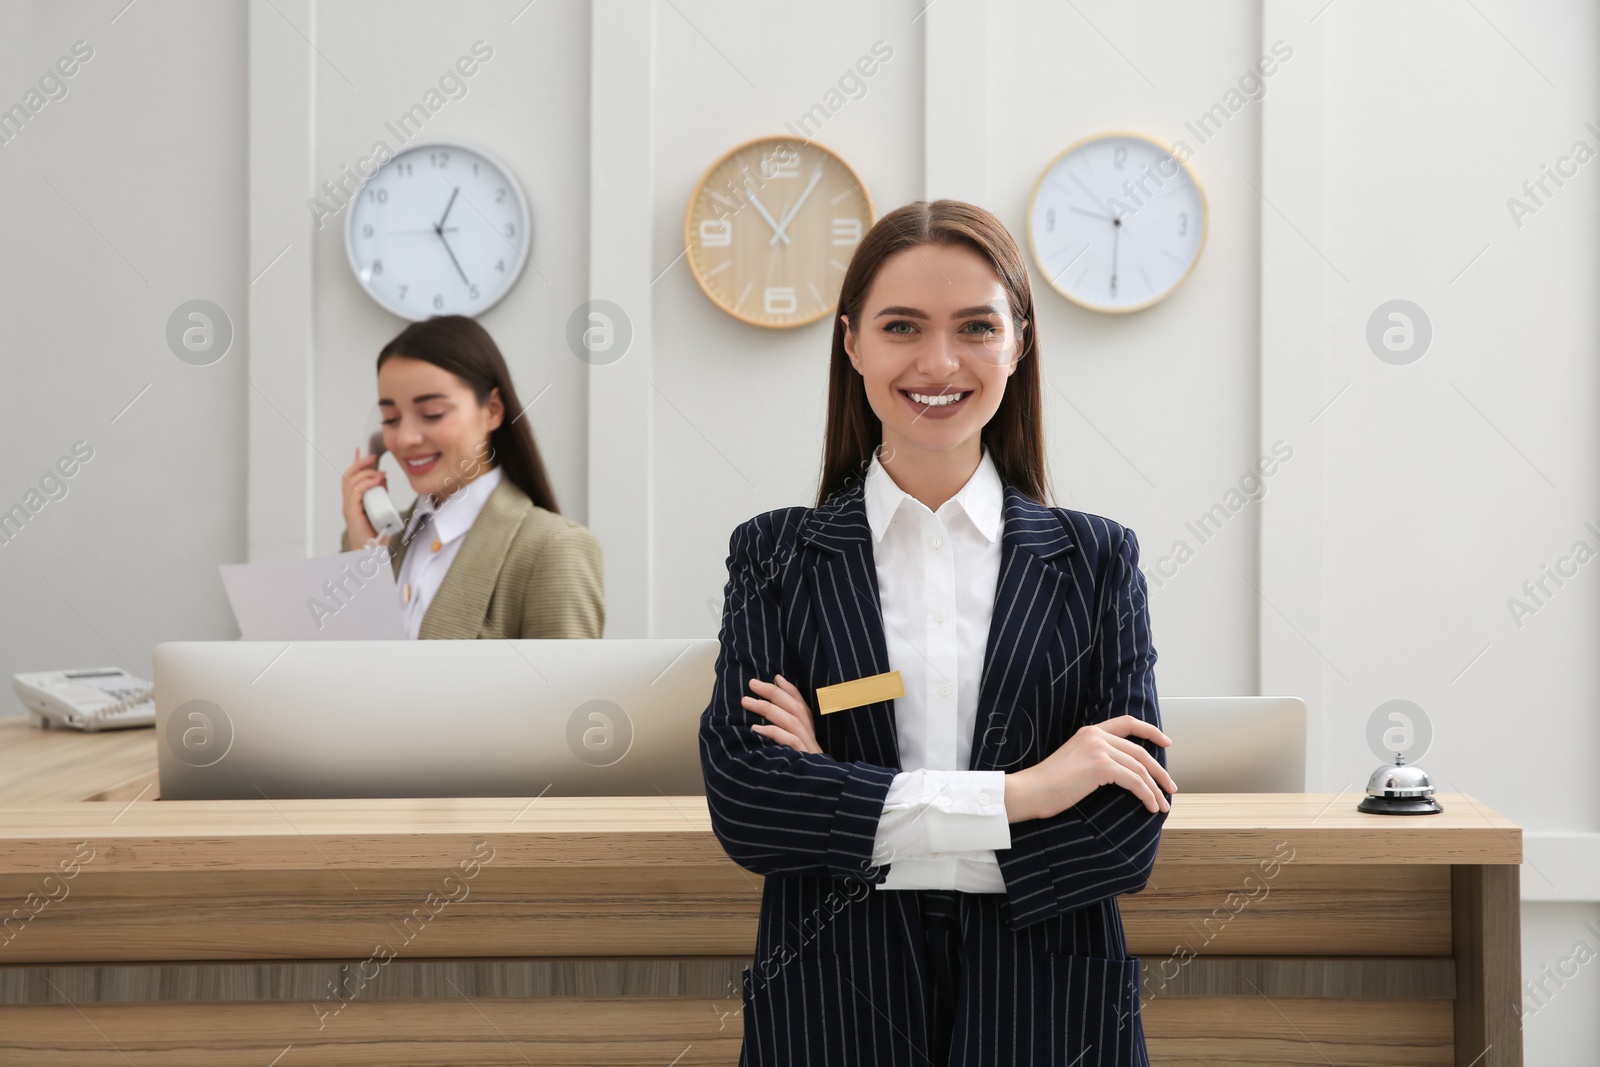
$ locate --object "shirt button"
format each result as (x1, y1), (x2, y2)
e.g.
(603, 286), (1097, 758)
(938, 681), (952, 696)
(930, 535), (943, 549)
(936, 796), (952, 808)
(933, 610), (947, 623)
(978, 792), (991, 804)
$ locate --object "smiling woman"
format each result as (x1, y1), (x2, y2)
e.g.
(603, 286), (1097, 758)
(700, 200), (1172, 1067)
(337, 315), (605, 641)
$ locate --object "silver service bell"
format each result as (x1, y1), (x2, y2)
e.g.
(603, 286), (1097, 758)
(1357, 752), (1443, 815)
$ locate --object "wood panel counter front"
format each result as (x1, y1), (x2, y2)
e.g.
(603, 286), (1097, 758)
(0, 716), (1522, 1066)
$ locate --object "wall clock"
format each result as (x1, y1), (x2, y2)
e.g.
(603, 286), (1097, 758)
(1027, 131), (1206, 313)
(684, 136), (875, 328)
(345, 141), (531, 320)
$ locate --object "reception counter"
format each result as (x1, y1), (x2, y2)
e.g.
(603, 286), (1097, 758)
(0, 715), (1522, 1065)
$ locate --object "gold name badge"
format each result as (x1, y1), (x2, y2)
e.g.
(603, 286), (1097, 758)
(816, 670), (904, 715)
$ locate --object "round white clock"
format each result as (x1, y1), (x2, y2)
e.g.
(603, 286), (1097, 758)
(1027, 131), (1206, 313)
(345, 141), (531, 320)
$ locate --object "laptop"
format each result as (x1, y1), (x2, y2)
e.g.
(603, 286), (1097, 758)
(153, 638), (1303, 800)
(154, 639), (717, 800)
(1157, 696), (1307, 792)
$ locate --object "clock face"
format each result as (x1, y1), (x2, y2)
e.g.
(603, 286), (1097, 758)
(684, 137), (875, 328)
(345, 142), (531, 320)
(1028, 132), (1206, 313)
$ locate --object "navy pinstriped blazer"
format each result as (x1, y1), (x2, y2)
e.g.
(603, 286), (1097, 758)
(699, 473), (1169, 1067)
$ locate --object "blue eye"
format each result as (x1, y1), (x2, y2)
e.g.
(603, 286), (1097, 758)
(883, 320), (914, 335)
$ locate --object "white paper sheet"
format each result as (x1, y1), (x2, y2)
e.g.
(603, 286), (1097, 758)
(219, 545), (407, 640)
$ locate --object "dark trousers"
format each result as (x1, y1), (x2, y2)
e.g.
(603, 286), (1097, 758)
(918, 889), (964, 1066)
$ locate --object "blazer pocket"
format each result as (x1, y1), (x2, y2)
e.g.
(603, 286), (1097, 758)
(1041, 951), (1145, 1067)
(740, 953), (865, 1066)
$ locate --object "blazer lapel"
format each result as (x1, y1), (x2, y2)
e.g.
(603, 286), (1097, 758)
(800, 479), (901, 769)
(799, 478), (1077, 773)
(968, 486), (1076, 771)
(415, 478), (529, 640)
(388, 501), (420, 578)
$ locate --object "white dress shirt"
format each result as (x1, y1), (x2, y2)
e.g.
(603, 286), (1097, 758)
(865, 446), (1011, 892)
(395, 465), (503, 641)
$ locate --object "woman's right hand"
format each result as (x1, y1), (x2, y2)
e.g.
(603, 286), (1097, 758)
(341, 446), (387, 546)
(1005, 715), (1176, 821)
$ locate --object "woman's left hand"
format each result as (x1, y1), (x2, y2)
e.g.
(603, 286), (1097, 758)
(742, 674), (822, 754)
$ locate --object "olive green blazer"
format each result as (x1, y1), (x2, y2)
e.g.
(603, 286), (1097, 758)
(340, 475), (605, 640)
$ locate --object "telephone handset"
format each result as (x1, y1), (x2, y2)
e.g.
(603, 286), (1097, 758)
(362, 431), (405, 541)
(12, 667), (155, 731)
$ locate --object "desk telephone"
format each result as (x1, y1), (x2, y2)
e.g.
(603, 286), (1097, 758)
(12, 668), (155, 731)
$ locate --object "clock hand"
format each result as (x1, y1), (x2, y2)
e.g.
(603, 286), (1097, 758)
(1069, 171), (1115, 223)
(1069, 206), (1114, 222)
(769, 164), (824, 245)
(390, 227), (460, 235)
(435, 186), (461, 233)
(742, 185), (791, 246)
(438, 231), (470, 287)
(1110, 223), (1120, 299)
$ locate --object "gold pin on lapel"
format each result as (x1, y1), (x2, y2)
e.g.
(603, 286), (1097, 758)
(816, 670), (904, 715)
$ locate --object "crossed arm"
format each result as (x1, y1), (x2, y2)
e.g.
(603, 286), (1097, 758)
(698, 518), (898, 882)
(699, 517), (1175, 923)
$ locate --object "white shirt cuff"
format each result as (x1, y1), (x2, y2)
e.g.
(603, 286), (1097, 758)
(870, 768), (1011, 865)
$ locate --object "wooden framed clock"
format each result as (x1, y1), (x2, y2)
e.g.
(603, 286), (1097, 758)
(1027, 130), (1207, 313)
(683, 136), (875, 329)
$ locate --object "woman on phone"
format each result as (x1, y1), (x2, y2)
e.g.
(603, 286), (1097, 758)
(339, 315), (604, 640)
(700, 200), (1175, 1066)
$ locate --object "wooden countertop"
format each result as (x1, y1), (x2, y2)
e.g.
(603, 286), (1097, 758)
(0, 715), (1522, 873)
(0, 713), (159, 805)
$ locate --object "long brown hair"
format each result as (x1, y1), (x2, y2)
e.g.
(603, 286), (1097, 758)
(815, 199), (1051, 507)
(376, 315), (561, 514)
